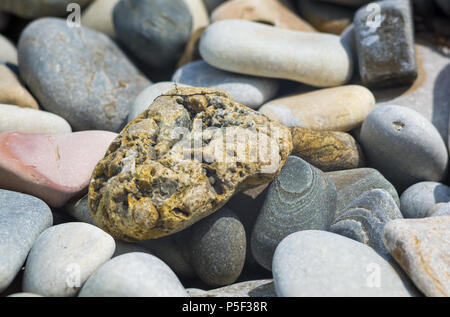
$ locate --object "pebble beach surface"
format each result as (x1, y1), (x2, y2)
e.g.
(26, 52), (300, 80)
(0, 0), (449, 298)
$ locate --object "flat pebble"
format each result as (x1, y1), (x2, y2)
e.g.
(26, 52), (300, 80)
(23, 222), (115, 297)
(400, 182), (450, 219)
(81, 0), (119, 38)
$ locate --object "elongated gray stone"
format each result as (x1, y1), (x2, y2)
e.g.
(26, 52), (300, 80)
(251, 156), (336, 270)
(400, 182), (450, 219)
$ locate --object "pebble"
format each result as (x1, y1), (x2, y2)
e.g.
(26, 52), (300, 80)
(199, 20), (353, 87)
(259, 85), (375, 131)
(428, 203), (450, 218)
(354, 0), (417, 88)
(64, 194), (96, 225)
(0, 34), (17, 65)
(23, 222), (115, 297)
(184, 0), (210, 33)
(383, 217), (450, 297)
(289, 126), (364, 172)
(187, 279), (276, 297)
(203, 0), (226, 13)
(251, 156), (336, 270)
(79, 252), (188, 297)
(360, 105), (449, 191)
(0, 104), (71, 134)
(177, 26), (205, 67)
(400, 182), (450, 219)
(172, 60), (279, 109)
(330, 189), (403, 259)
(327, 168), (400, 217)
(0, 65), (38, 109)
(0, 131), (117, 207)
(273, 230), (416, 297)
(18, 18), (149, 132)
(81, 0), (119, 38)
(211, 0), (316, 32)
(0, 190), (53, 293)
(113, 0), (192, 68)
(0, 0), (93, 19)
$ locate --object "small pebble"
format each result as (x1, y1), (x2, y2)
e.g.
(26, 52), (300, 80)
(400, 182), (450, 218)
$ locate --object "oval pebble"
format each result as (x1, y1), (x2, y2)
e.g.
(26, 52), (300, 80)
(400, 182), (450, 219)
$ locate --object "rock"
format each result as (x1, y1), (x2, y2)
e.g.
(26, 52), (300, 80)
(0, 131), (117, 207)
(113, 0), (192, 69)
(360, 105), (448, 191)
(64, 194), (96, 225)
(435, 0), (450, 16)
(0, 65), (38, 109)
(0, 0), (93, 19)
(354, 0), (417, 88)
(273, 230), (416, 296)
(259, 85), (375, 131)
(330, 189), (403, 259)
(383, 217), (450, 297)
(428, 203), (450, 217)
(0, 34), (17, 65)
(172, 60), (279, 109)
(178, 207), (246, 287)
(0, 104), (72, 134)
(81, 0), (119, 38)
(7, 293), (42, 297)
(23, 222), (115, 297)
(89, 87), (292, 240)
(318, 0), (370, 6)
(184, 0), (209, 33)
(212, 0), (316, 32)
(177, 26), (206, 68)
(79, 252), (188, 297)
(327, 168), (400, 216)
(0, 190), (53, 293)
(18, 18), (149, 132)
(297, 0), (354, 34)
(199, 20), (353, 87)
(187, 279), (276, 297)
(113, 240), (153, 258)
(289, 126), (364, 172)
(251, 156), (336, 270)
(400, 182), (450, 219)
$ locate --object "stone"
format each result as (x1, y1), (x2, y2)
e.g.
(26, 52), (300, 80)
(113, 0), (192, 68)
(290, 126), (364, 172)
(297, 0), (354, 34)
(203, 0), (226, 13)
(23, 222), (115, 297)
(79, 252), (188, 297)
(330, 189), (403, 259)
(199, 20), (353, 87)
(0, 131), (117, 207)
(429, 203), (450, 218)
(81, 0), (119, 38)
(177, 27), (206, 68)
(211, 0), (316, 32)
(177, 207), (246, 287)
(327, 168), (400, 216)
(435, 0), (450, 17)
(400, 182), (450, 219)
(172, 60), (279, 109)
(187, 279), (276, 297)
(354, 0), (417, 88)
(273, 230), (416, 297)
(0, 1), (93, 19)
(0, 65), (39, 109)
(184, 0), (210, 33)
(360, 105), (448, 191)
(18, 18), (149, 132)
(251, 156), (336, 270)
(0, 104), (72, 134)
(0, 190), (53, 293)
(64, 194), (97, 225)
(259, 85), (375, 131)
(383, 217), (450, 297)
(0, 34), (17, 65)
(89, 87), (292, 241)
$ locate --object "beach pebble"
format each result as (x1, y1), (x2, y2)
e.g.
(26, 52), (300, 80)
(184, 0), (209, 33)
(383, 217), (450, 297)
(18, 18), (149, 132)
(23, 222), (115, 297)
(428, 203), (450, 218)
(259, 85), (375, 131)
(273, 230), (416, 297)
(251, 156), (336, 270)
(0, 65), (38, 109)
(0, 190), (53, 293)
(360, 105), (448, 191)
(200, 20), (353, 87)
(64, 195), (96, 225)
(0, 0), (93, 19)
(81, 0), (119, 38)
(0, 34), (17, 65)
(79, 252), (188, 297)
(0, 131), (117, 207)
(172, 60), (279, 109)
(187, 279), (276, 297)
(400, 182), (450, 219)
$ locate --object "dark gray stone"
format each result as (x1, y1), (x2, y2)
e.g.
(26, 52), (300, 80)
(400, 182), (450, 218)
(0, 0), (92, 19)
(354, 0), (417, 88)
(114, 0), (192, 68)
(330, 188), (403, 259)
(64, 194), (96, 225)
(18, 18), (149, 132)
(0, 190), (53, 293)
(251, 156), (337, 271)
(327, 168), (400, 217)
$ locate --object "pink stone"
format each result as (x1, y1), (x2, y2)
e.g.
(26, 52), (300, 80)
(0, 131), (117, 207)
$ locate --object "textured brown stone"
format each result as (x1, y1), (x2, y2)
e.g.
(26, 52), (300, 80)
(89, 87), (292, 241)
(289, 127), (364, 172)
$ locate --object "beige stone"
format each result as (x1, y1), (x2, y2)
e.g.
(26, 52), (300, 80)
(81, 0), (119, 38)
(259, 85), (375, 131)
(184, 0), (210, 33)
(0, 64), (38, 109)
(0, 34), (17, 64)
